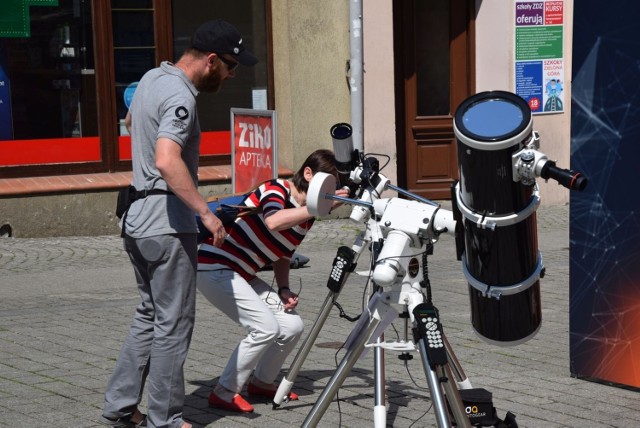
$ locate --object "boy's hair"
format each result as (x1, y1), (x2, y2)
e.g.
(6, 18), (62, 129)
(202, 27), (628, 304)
(291, 149), (338, 194)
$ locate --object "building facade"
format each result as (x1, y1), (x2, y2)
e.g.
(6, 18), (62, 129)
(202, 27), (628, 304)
(0, 0), (573, 237)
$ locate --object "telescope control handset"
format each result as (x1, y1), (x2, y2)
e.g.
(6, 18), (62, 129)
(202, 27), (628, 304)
(327, 246), (357, 293)
(413, 303), (447, 366)
(512, 131), (587, 191)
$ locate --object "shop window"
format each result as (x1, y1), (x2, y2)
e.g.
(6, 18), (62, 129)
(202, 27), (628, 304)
(111, 0), (156, 161)
(0, 0), (271, 177)
(0, 0), (98, 167)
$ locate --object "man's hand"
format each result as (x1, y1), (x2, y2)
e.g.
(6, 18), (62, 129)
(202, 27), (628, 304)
(200, 210), (226, 247)
(278, 288), (299, 311)
(332, 187), (350, 209)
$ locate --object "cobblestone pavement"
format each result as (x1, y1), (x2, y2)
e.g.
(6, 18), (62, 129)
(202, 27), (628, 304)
(1, 204), (639, 427)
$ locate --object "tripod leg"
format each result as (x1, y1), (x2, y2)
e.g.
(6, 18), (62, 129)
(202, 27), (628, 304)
(373, 334), (386, 428)
(412, 302), (471, 428)
(302, 301), (395, 428)
(273, 291), (337, 408)
(416, 339), (471, 428)
(444, 334), (473, 390)
(274, 244), (361, 408)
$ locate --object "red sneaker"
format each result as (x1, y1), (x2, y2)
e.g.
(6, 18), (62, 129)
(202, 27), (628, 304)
(208, 391), (254, 413)
(247, 382), (299, 401)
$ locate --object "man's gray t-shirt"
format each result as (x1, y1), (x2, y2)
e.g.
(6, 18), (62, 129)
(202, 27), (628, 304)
(124, 61), (201, 238)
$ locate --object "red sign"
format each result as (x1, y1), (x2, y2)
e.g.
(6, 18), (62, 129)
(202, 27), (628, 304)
(231, 109), (277, 194)
(528, 96), (541, 111)
(544, 1), (563, 25)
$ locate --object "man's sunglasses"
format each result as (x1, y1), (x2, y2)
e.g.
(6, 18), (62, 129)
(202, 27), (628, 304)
(217, 55), (239, 72)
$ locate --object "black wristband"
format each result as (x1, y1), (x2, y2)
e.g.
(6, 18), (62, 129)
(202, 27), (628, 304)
(277, 287), (290, 296)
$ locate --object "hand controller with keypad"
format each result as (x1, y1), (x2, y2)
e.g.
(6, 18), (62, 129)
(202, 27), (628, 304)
(327, 246), (356, 293)
(413, 302), (447, 366)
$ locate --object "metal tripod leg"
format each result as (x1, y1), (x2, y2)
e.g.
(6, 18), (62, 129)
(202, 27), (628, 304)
(302, 302), (392, 428)
(273, 290), (338, 408)
(274, 233), (371, 408)
(373, 334), (386, 427)
(444, 334), (473, 390)
(417, 335), (471, 428)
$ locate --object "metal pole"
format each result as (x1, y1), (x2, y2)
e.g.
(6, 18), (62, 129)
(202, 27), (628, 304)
(349, 0), (364, 152)
(272, 291), (337, 408)
(373, 334), (387, 427)
(302, 309), (385, 428)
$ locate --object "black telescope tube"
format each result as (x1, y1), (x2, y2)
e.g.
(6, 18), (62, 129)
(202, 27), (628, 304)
(330, 123), (355, 175)
(540, 161), (588, 191)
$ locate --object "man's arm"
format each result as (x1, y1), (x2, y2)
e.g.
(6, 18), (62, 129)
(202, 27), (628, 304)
(124, 111), (132, 135)
(263, 187), (350, 231)
(155, 137), (225, 246)
(273, 257), (298, 311)
(264, 206), (314, 231)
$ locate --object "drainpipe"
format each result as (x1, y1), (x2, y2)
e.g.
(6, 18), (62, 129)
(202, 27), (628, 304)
(349, 0), (364, 152)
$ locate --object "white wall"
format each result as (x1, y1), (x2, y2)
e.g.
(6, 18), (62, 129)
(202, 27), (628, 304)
(475, 0), (573, 205)
(363, 0), (398, 191)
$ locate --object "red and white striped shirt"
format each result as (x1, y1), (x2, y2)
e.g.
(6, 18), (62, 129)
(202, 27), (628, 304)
(197, 179), (314, 279)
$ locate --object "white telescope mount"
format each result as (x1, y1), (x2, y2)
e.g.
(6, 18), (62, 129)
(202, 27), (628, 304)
(274, 171), (474, 428)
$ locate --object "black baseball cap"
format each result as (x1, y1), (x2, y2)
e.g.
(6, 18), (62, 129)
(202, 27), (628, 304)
(190, 19), (258, 67)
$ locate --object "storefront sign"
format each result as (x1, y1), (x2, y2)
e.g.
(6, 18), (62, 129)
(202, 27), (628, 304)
(514, 0), (565, 114)
(230, 108), (277, 194)
(0, 44), (13, 140)
(0, 0), (59, 38)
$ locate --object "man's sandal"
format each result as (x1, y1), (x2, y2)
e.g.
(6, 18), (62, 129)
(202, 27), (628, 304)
(99, 408), (146, 427)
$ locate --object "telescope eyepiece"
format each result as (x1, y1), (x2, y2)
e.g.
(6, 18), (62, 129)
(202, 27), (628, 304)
(540, 162), (588, 191)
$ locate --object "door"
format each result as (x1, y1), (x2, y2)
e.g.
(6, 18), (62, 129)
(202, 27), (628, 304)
(394, 0), (475, 199)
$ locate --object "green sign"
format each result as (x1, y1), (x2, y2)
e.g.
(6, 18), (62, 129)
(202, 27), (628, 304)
(515, 26), (563, 61)
(0, 0), (59, 38)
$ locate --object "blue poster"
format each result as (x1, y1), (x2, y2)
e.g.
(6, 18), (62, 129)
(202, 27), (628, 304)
(570, 0), (640, 388)
(515, 60), (543, 112)
(0, 43), (13, 141)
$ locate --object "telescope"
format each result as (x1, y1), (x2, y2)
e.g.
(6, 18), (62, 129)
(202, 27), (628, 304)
(275, 91), (586, 427)
(453, 90), (586, 345)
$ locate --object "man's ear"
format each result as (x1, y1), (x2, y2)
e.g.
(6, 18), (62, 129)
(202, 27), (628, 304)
(303, 166), (313, 182)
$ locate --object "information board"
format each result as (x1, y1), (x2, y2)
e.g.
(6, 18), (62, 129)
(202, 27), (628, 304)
(230, 108), (278, 194)
(514, 0), (565, 114)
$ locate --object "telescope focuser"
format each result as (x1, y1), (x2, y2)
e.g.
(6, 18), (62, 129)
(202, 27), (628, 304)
(512, 131), (587, 191)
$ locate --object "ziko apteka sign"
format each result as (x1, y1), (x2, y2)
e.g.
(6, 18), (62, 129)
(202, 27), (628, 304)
(230, 108), (278, 194)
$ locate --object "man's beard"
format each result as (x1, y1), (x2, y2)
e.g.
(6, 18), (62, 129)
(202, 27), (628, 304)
(199, 72), (223, 93)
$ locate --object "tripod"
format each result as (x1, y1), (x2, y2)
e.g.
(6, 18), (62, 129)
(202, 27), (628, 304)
(274, 176), (474, 427)
(303, 279), (471, 428)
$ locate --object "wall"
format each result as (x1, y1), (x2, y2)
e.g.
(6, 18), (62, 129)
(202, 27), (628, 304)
(363, 0), (398, 190)
(3, 1), (576, 238)
(0, 182), (234, 238)
(270, 1), (351, 172)
(475, 0), (574, 205)
(271, 0), (397, 192)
